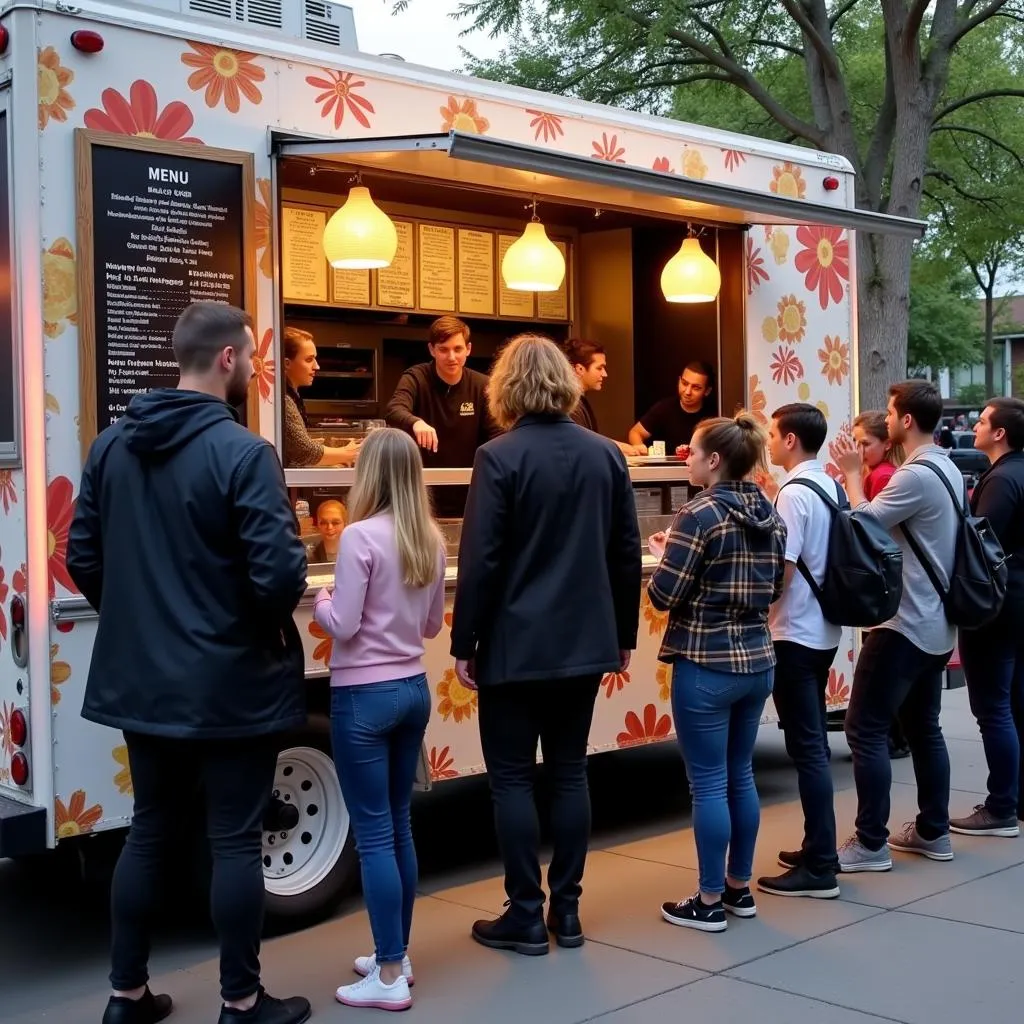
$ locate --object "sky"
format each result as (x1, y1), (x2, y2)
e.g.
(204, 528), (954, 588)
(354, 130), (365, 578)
(347, 1), (504, 71)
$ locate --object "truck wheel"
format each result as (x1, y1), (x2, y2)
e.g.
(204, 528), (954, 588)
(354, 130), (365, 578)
(263, 717), (358, 922)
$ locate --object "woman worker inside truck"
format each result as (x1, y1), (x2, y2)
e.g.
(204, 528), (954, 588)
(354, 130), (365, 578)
(282, 326), (361, 468)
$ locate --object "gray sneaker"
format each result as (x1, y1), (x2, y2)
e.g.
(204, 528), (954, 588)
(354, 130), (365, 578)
(838, 835), (893, 873)
(950, 804), (1020, 838)
(887, 822), (954, 861)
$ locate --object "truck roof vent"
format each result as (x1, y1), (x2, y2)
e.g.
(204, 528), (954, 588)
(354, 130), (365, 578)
(188, 0), (232, 18)
(186, 0), (284, 31)
(243, 0), (284, 29)
(304, 0), (356, 49)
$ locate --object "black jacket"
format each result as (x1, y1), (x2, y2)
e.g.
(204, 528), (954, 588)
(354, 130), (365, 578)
(450, 414), (642, 686)
(971, 450), (1024, 612)
(67, 389), (308, 739)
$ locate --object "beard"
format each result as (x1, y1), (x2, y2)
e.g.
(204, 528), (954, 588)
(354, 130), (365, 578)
(226, 364), (251, 408)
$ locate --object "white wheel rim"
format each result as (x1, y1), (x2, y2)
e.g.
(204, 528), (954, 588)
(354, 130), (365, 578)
(263, 745), (350, 898)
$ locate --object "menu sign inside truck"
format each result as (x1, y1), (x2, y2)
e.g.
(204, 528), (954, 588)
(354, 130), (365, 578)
(75, 131), (255, 457)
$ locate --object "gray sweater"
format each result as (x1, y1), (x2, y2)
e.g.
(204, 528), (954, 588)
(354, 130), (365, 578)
(857, 445), (961, 656)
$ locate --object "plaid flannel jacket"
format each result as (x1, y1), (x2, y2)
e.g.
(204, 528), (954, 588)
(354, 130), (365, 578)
(648, 481), (787, 675)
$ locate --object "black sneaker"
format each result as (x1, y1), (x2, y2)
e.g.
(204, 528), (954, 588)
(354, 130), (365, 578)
(217, 988), (311, 1024)
(102, 988), (173, 1024)
(950, 804), (1020, 838)
(472, 909), (549, 956)
(721, 884), (757, 918)
(546, 910), (585, 948)
(757, 864), (841, 899)
(660, 894), (727, 932)
(778, 848), (803, 869)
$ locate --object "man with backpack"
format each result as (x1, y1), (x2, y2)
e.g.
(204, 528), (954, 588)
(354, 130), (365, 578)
(836, 379), (961, 871)
(758, 404), (843, 899)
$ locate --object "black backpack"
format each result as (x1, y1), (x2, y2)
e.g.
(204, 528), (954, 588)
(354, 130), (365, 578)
(899, 459), (1007, 629)
(779, 477), (903, 628)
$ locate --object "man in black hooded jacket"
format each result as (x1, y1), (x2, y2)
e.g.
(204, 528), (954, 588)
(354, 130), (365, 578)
(68, 303), (311, 1024)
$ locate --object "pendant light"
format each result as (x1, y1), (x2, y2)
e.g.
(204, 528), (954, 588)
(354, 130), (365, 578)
(322, 175), (398, 270)
(660, 229), (721, 303)
(501, 200), (566, 292)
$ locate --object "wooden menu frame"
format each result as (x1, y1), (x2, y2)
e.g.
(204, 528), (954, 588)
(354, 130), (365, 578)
(74, 129), (257, 462)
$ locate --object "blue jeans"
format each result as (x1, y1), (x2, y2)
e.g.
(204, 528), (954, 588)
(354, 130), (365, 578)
(671, 658), (774, 894)
(330, 675), (431, 963)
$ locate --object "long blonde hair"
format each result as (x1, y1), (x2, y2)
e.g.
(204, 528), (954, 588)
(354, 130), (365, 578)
(487, 333), (582, 431)
(346, 428), (442, 588)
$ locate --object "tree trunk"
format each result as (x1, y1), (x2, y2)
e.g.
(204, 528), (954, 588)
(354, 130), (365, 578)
(983, 289), (995, 398)
(856, 231), (915, 411)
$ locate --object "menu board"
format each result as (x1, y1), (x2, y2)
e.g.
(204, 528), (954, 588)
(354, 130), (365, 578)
(457, 229), (495, 315)
(75, 132), (253, 454)
(417, 223), (456, 311)
(332, 267), (370, 306)
(0, 110), (14, 460)
(537, 240), (570, 320)
(377, 219), (414, 307)
(497, 233), (536, 318)
(282, 206), (328, 302)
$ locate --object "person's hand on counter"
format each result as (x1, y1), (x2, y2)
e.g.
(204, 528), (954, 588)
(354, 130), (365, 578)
(412, 420), (439, 453)
(615, 440), (648, 457)
(321, 439), (360, 467)
(648, 531), (667, 560)
(455, 657), (477, 690)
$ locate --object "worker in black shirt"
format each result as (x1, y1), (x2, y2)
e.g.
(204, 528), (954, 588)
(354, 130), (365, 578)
(385, 316), (502, 517)
(629, 360), (715, 455)
(563, 337), (646, 457)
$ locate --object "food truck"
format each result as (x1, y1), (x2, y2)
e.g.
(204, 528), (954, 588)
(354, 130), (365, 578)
(0, 0), (924, 919)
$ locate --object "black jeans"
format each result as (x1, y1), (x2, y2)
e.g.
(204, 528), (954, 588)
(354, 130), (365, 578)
(477, 675), (601, 923)
(845, 629), (952, 850)
(772, 641), (839, 874)
(959, 616), (1024, 820)
(110, 732), (278, 1001)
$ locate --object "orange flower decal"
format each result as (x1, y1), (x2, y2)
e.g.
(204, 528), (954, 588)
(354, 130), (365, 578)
(602, 670), (630, 699)
(38, 47), (75, 129)
(653, 156), (673, 173)
(42, 237), (77, 338)
(795, 225), (850, 310)
(252, 328), (276, 403)
(748, 374), (768, 427)
(308, 620), (333, 667)
(50, 643), (70, 706)
(722, 149), (746, 172)
(656, 662), (671, 703)
(776, 294), (807, 344)
(112, 746), (133, 795)
(436, 669), (478, 723)
(428, 745), (458, 781)
(640, 590), (668, 636)
(0, 471), (14, 513)
(443, 610), (454, 629)
(770, 162), (807, 199)
(0, 564), (7, 644)
(55, 790), (103, 839)
(752, 467), (781, 500)
(307, 69), (375, 130)
(770, 346), (805, 386)
(591, 133), (625, 162)
(440, 95), (489, 134)
(819, 335), (850, 386)
(47, 476), (77, 599)
(617, 704), (672, 748)
(825, 669), (850, 708)
(0, 701), (13, 760)
(181, 42), (265, 112)
(84, 80), (203, 143)
(254, 178), (272, 279)
(746, 237), (769, 295)
(526, 109), (563, 143)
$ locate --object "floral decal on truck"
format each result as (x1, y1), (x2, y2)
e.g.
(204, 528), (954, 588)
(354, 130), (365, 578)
(42, 237), (78, 339)
(617, 704), (672, 748)
(181, 42), (265, 113)
(38, 47), (76, 129)
(84, 80), (203, 143)
(307, 69), (375, 130)
(55, 790), (103, 838)
(46, 476), (78, 599)
(436, 669), (477, 723)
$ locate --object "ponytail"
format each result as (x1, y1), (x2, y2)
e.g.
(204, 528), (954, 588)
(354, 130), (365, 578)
(693, 410), (767, 481)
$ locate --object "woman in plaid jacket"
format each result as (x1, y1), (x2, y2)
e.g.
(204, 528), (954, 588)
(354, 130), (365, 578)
(648, 412), (787, 933)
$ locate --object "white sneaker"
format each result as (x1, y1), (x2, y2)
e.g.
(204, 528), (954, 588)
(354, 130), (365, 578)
(336, 966), (412, 1011)
(353, 953), (415, 985)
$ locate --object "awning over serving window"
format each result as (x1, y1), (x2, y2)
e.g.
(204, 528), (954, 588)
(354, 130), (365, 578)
(273, 131), (925, 239)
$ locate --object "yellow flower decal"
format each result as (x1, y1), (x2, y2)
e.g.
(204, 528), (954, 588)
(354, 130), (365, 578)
(761, 316), (779, 343)
(440, 96), (489, 134)
(798, 382), (811, 401)
(436, 669), (478, 723)
(42, 238), (77, 338)
(682, 148), (708, 179)
(769, 228), (790, 264)
(50, 643), (70, 705)
(656, 662), (671, 703)
(770, 162), (806, 199)
(776, 294), (807, 344)
(38, 47), (75, 129)
(112, 746), (133, 795)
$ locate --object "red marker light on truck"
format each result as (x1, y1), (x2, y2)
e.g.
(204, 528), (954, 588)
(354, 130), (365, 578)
(823, 176), (840, 191)
(10, 752), (29, 787)
(0, 25), (10, 56)
(9, 709), (27, 748)
(71, 30), (105, 54)
(10, 594), (24, 630)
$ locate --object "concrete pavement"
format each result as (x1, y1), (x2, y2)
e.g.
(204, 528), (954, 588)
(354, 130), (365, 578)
(5, 688), (1024, 1022)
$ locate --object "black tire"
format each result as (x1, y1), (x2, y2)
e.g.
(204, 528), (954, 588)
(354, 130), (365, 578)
(263, 714), (359, 925)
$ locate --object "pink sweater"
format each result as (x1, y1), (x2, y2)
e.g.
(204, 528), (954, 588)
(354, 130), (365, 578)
(313, 513), (447, 686)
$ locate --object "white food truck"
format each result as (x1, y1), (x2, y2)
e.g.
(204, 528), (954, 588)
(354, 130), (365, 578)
(0, 0), (923, 919)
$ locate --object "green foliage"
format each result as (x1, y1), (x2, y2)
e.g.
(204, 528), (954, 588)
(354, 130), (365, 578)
(957, 383), (988, 405)
(907, 257), (981, 373)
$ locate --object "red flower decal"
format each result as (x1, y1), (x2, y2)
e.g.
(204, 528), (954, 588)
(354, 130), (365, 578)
(616, 704), (672, 748)
(83, 80), (203, 143)
(0, 470), (15, 514)
(0, 562), (8, 644)
(653, 156), (673, 173)
(308, 621), (333, 667)
(526, 109), (564, 143)
(602, 670), (630, 699)
(794, 225), (850, 310)
(722, 148), (746, 172)
(428, 745), (459, 781)
(770, 346), (805, 386)
(591, 133), (626, 162)
(252, 328), (275, 403)
(746, 237), (769, 295)
(825, 669), (850, 708)
(306, 69), (375, 130)
(46, 476), (78, 599)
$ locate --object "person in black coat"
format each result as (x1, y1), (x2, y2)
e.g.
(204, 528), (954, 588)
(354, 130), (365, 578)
(451, 333), (642, 955)
(67, 303), (311, 1024)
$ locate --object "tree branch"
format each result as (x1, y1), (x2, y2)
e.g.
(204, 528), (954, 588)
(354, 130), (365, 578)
(932, 123), (1024, 169)
(933, 88), (1024, 122)
(778, 0), (841, 77)
(829, 0), (867, 28)
(600, 72), (734, 101)
(948, 0), (1011, 47)
(905, 0), (934, 45)
(748, 37), (805, 57)
(924, 169), (1000, 206)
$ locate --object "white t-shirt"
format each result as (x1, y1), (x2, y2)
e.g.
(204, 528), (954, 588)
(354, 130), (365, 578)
(768, 460), (844, 651)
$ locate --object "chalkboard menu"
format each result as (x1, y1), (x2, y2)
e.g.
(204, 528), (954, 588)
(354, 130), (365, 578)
(0, 109), (15, 462)
(75, 131), (255, 456)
